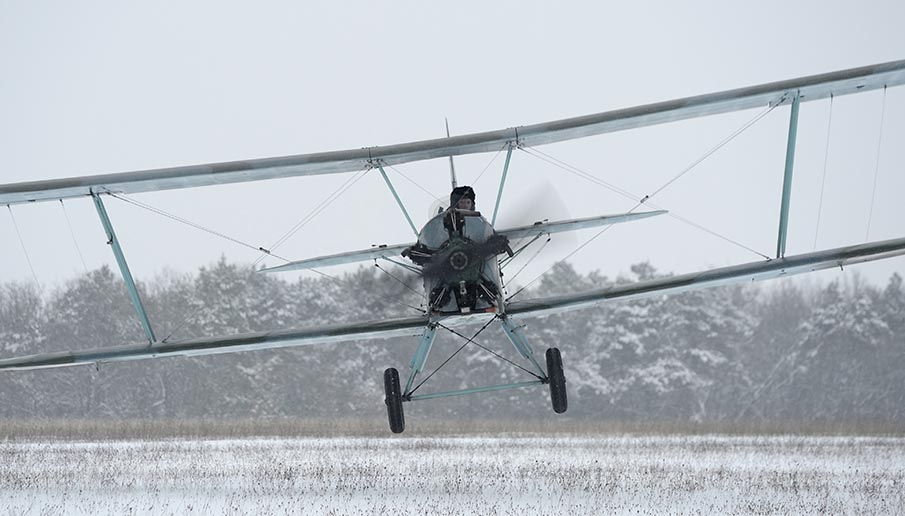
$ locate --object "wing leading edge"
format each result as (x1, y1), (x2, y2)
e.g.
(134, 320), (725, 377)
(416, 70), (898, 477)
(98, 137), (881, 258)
(1, 236), (903, 372)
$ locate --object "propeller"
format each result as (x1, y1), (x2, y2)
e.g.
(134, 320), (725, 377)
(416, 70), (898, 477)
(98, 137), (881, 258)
(418, 233), (513, 281)
(493, 180), (577, 255)
(406, 181), (580, 282)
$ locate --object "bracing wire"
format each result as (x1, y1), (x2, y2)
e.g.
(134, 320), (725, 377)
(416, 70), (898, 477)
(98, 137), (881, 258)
(106, 192), (293, 262)
(386, 163), (445, 202)
(470, 144), (507, 186)
(506, 219), (624, 302)
(645, 102), (779, 200)
(109, 167), (368, 275)
(520, 146), (642, 203)
(160, 303), (206, 343)
(503, 234), (551, 289)
(435, 322), (542, 379)
(409, 315), (499, 395)
(160, 264), (351, 343)
(106, 191), (352, 341)
(523, 148), (769, 246)
(253, 166), (371, 266)
(106, 192), (344, 287)
(813, 94), (835, 250)
(499, 232), (547, 269)
(59, 199), (89, 273)
(519, 147), (769, 259)
(95, 174), (422, 340)
(354, 261), (427, 315)
(507, 102), (779, 301)
(522, 99), (779, 206)
(79, 188), (342, 342)
(658, 209), (770, 259)
(373, 261), (427, 304)
(379, 256), (422, 275)
(7, 205), (40, 288)
(865, 85), (888, 241)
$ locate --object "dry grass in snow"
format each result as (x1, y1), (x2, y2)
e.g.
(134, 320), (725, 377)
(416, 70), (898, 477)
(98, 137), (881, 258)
(1, 434), (904, 514)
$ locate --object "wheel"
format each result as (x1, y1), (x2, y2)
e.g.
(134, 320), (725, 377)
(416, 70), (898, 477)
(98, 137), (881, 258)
(545, 348), (568, 414)
(384, 368), (405, 433)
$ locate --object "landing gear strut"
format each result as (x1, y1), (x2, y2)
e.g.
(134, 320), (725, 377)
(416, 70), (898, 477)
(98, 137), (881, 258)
(383, 317), (569, 433)
(384, 368), (405, 434)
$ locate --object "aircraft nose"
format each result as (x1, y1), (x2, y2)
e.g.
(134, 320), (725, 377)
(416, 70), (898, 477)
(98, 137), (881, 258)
(449, 251), (469, 271)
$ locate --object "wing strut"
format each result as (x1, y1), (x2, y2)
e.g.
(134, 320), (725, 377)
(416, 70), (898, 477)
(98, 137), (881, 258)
(91, 192), (156, 343)
(404, 323), (438, 395)
(776, 91), (801, 258)
(376, 163), (419, 237)
(491, 143), (514, 226)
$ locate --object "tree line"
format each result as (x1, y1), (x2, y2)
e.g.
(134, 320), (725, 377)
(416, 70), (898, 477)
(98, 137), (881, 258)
(1, 258), (903, 430)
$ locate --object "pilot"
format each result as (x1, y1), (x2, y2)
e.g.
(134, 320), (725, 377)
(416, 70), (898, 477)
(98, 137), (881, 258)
(403, 185), (479, 265)
(449, 185), (476, 212)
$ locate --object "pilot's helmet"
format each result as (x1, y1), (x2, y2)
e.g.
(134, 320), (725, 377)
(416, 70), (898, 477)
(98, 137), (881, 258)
(450, 186), (476, 207)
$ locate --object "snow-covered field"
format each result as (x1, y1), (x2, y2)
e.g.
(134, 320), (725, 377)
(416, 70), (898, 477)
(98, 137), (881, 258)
(2, 434), (904, 515)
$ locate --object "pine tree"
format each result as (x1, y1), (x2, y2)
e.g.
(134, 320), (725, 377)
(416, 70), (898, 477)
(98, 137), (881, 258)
(0, 282), (44, 355)
(0, 282), (45, 417)
(778, 279), (892, 425)
(735, 280), (810, 423)
(2, 257), (903, 428)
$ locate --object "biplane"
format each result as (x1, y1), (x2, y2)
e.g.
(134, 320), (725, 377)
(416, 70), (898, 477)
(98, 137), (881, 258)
(2, 60), (904, 433)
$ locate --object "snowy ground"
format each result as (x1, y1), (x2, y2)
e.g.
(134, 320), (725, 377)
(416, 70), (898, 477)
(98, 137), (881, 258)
(1, 434), (904, 515)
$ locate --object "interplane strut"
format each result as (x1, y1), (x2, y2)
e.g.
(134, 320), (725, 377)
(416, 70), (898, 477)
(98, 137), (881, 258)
(91, 192), (156, 344)
(776, 91), (801, 258)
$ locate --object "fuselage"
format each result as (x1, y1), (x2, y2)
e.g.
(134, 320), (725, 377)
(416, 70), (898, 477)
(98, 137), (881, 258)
(412, 209), (506, 315)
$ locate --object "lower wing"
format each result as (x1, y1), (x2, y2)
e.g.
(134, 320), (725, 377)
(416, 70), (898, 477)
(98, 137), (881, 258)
(507, 236), (905, 318)
(1, 236), (903, 371)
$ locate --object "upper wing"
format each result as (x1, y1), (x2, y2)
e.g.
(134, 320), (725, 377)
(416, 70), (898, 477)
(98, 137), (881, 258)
(507, 237), (905, 319)
(2, 60), (903, 205)
(260, 210), (667, 273)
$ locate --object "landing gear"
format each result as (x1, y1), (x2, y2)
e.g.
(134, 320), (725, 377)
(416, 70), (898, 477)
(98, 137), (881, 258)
(384, 368), (405, 433)
(546, 348), (568, 414)
(382, 319), (567, 433)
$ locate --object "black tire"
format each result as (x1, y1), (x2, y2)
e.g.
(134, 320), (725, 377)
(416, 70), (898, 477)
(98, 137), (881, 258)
(546, 348), (568, 414)
(384, 368), (405, 433)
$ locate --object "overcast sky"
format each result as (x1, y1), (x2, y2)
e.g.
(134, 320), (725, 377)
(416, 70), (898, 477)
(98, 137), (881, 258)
(1, 1), (904, 294)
